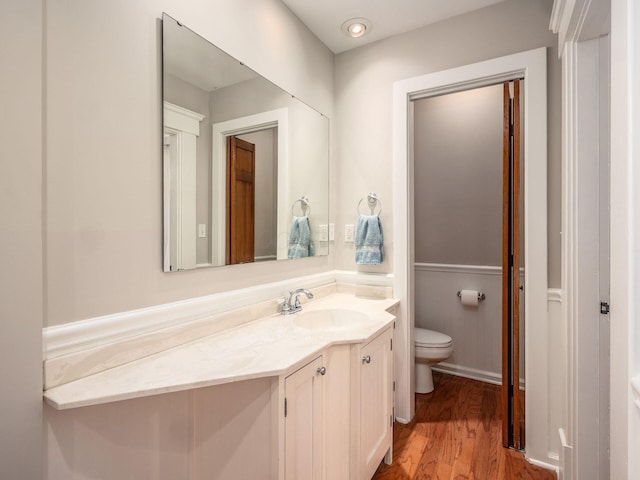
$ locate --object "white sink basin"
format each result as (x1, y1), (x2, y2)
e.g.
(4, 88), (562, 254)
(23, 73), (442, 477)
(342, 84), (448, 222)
(292, 308), (371, 330)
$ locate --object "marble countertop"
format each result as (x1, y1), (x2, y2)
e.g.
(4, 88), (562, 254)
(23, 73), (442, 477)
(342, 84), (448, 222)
(44, 294), (398, 410)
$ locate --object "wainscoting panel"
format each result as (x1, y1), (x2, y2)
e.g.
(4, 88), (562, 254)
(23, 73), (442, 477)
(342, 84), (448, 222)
(415, 263), (525, 385)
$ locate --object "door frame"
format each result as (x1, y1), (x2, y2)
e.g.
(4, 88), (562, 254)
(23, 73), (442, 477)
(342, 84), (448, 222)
(551, 1), (615, 478)
(163, 102), (204, 271)
(212, 108), (289, 265)
(392, 47), (549, 464)
(556, 29), (611, 480)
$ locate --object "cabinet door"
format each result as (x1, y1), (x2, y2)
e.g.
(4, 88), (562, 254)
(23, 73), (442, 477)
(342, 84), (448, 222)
(359, 329), (393, 480)
(285, 356), (324, 480)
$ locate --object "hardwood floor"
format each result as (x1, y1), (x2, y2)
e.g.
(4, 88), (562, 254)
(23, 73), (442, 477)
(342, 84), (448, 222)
(373, 373), (557, 480)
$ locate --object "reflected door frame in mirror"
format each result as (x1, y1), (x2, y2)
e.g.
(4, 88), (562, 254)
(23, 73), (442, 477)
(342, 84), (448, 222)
(211, 108), (289, 265)
(163, 101), (205, 272)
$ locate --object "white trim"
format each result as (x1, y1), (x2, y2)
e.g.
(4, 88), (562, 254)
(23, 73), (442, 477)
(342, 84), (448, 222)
(333, 270), (394, 287)
(42, 270), (390, 359)
(549, 0), (568, 34)
(254, 255), (277, 262)
(163, 103), (203, 271)
(550, 0), (611, 56)
(211, 108), (289, 265)
(164, 102), (205, 136)
(527, 457), (560, 474)
(560, 35), (611, 480)
(433, 363), (525, 390)
(608, 3), (637, 479)
(393, 47), (548, 462)
(632, 376), (640, 411)
(44, 270), (332, 359)
(414, 262), (502, 275)
(548, 288), (563, 303)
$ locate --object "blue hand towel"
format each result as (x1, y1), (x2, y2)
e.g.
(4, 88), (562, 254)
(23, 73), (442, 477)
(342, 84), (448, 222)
(288, 216), (314, 259)
(355, 215), (384, 265)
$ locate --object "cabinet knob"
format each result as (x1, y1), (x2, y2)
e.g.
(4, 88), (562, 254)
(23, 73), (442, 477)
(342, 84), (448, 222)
(316, 366), (326, 375)
(362, 355), (371, 364)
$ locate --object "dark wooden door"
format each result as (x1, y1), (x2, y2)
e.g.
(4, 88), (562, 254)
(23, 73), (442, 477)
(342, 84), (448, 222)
(502, 79), (523, 450)
(226, 136), (255, 264)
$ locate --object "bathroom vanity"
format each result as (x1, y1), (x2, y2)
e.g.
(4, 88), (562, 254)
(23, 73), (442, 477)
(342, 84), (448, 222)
(44, 290), (397, 480)
(283, 321), (393, 480)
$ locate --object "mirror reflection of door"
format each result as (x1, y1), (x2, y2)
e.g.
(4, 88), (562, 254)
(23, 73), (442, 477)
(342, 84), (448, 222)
(226, 136), (256, 264)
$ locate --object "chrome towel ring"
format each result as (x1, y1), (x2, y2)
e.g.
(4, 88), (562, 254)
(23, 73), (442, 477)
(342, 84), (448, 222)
(357, 192), (382, 216)
(292, 196), (310, 216)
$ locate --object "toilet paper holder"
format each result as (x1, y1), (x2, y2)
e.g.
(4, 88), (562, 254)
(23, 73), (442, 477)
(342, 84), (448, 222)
(457, 290), (486, 301)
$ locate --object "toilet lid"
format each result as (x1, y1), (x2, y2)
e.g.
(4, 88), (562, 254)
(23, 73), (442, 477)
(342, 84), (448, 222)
(415, 328), (453, 347)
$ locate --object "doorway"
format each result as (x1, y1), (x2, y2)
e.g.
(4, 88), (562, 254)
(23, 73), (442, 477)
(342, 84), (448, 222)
(226, 135), (256, 265)
(411, 80), (525, 449)
(393, 47), (549, 464)
(211, 108), (288, 265)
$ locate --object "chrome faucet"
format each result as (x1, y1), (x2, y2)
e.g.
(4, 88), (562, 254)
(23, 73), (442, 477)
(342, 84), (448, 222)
(281, 288), (314, 315)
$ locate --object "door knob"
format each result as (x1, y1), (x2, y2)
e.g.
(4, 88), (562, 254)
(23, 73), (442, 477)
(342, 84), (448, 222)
(362, 355), (371, 364)
(316, 366), (326, 375)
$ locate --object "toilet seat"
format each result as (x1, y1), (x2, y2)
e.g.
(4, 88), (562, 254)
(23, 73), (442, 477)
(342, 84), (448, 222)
(414, 328), (453, 348)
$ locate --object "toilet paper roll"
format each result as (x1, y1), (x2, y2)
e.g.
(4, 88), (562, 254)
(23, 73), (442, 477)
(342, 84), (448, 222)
(460, 289), (479, 307)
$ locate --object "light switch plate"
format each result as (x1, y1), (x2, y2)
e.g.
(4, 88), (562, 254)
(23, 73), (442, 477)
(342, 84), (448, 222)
(319, 224), (328, 241)
(345, 224), (354, 242)
(198, 224), (207, 238)
(329, 223), (335, 241)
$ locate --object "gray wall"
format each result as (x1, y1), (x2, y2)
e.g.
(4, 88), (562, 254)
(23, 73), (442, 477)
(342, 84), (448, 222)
(44, 0), (334, 327)
(414, 84), (503, 266)
(334, 0), (561, 287)
(0, 0), (43, 477)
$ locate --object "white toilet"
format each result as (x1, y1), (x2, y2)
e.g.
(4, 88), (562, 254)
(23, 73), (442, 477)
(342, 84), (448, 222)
(414, 327), (454, 394)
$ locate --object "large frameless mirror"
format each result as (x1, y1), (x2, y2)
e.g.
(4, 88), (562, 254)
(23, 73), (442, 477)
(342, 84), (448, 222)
(162, 13), (329, 272)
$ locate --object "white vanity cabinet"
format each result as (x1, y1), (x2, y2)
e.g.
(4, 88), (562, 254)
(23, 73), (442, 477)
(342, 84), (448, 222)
(284, 355), (325, 480)
(352, 326), (394, 480)
(43, 292), (398, 480)
(281, 325), (394, 480)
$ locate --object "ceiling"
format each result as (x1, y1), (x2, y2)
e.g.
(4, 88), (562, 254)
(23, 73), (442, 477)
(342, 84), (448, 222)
(280, 0), (506, 54)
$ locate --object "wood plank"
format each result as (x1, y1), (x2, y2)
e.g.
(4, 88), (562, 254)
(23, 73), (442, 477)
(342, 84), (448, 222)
(226, 136), (255, 265)
(512, 78), (522, 450)
(372, 373), (556, 480)
(501, 81), (511, 448)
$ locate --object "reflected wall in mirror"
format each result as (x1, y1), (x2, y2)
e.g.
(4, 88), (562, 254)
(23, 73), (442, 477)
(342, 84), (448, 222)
(162, 13), (329, 272)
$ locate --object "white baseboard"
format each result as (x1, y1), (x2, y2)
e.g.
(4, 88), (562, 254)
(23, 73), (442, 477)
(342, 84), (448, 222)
(527, 456), (560, 473)
(433, 362), (525, 390)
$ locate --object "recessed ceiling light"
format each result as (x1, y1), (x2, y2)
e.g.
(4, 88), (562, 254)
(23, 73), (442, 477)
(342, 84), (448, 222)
(341, 18), (371, 38)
